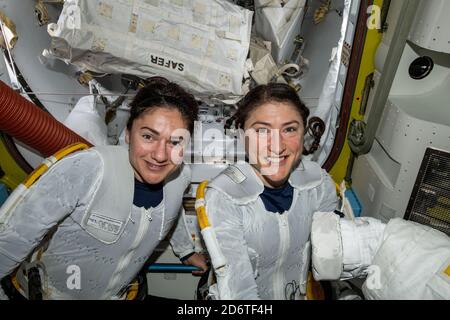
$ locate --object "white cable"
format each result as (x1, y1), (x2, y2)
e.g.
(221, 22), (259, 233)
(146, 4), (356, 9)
(0, 19), (19, 88)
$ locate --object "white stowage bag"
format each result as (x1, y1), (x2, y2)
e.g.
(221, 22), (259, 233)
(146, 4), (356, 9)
(63, 95), (108, 146)
(46, 0), (252, 96)
(254, 0), (306, 64)
(248, 37), (279, 85)
(310, 0), (351, 165)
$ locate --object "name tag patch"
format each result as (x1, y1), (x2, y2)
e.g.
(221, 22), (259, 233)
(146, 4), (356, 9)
(87, 214), (123, 235)
(224, 166), (246, 184)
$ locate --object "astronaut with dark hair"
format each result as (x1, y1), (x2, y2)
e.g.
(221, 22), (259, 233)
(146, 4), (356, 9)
(0, 77), (207, 299)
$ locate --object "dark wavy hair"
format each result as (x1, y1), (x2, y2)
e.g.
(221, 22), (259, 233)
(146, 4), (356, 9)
(226, 83), (310, 130)
(127, 77), (198, 134)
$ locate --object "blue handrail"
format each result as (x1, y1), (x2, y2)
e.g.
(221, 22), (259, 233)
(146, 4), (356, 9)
(147, 263), (202, 273)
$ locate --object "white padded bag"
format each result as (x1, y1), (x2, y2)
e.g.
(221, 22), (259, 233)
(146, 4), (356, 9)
(47, 0), (253, 96)
(254, 0), (306, 64)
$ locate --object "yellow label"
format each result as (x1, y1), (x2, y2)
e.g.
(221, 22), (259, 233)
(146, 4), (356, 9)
(445, 265), (450, 277)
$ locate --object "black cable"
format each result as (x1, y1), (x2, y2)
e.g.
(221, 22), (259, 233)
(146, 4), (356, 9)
(303, 116), (326, 155)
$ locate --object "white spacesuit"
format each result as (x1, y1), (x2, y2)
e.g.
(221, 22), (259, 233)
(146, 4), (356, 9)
(0, 146), (194, 299)
(204, 160), (338, 299)
(311, 213), (450, 300)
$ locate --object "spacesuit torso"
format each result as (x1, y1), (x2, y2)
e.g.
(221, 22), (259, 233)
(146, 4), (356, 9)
(205, 160), (338, 299)
(311, 213), (450, 300)
(0, 146), (194, 299)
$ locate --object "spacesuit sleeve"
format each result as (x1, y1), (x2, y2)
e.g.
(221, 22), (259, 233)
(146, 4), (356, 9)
(311, 213), (386, 281)
(204, 188), (260, 300)
(169, 207), (195, 259)
(312, 216), (450, 299)
(0, 150), (101, 279)
(167, 163), (195, 259)
(317, 170), (339, 212)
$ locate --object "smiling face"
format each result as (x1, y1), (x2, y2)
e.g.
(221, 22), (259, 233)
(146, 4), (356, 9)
(243, 101), (304, 188)
(125, 107), (190, 184)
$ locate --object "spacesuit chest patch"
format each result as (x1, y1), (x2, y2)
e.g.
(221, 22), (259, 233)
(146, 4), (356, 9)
(87, 213), (123, 235)
(223, 166), (247, 184)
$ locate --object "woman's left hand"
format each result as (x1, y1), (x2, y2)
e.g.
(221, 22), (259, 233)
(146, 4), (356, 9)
(183, 252), (209, 276)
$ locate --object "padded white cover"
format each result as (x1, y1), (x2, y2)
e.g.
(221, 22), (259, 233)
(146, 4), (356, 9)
(47, 0), (252, 96)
